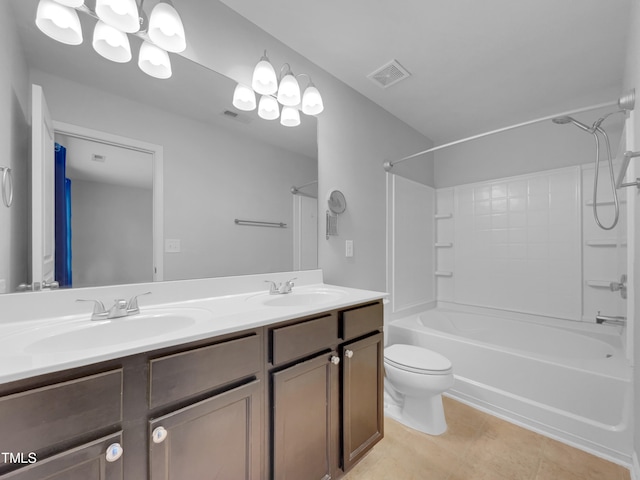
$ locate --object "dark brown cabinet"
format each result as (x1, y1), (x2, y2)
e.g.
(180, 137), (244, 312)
(341, 332), (384, 471)
(271, 352), (340, 480)
(0, 433), (123, 480)
(149, 380), (262, 480)
(0, 299), (384, 480)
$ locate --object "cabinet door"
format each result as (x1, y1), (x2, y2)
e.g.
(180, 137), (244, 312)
(149, 380), (262, 480)
(0, 433), (123, 480)
(272, 352), (340, 480)
(342, 333), (384, 471)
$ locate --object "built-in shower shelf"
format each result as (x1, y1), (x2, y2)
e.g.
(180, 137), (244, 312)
(435, 243), (453, 248)
(585, 239), (627, 247)
(435, 271), (453, 277)
(586, 280), (613, 288)
(435, 213), (452, 219)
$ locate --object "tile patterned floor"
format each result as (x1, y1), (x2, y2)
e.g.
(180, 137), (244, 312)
(343, 397), (630, 480)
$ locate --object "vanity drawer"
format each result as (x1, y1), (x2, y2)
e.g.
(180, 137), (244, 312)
(340, 302), (383, 341)
(271, 313), (338, 366)
(0, 369), (123, 455)
(149, 333), (262, 409)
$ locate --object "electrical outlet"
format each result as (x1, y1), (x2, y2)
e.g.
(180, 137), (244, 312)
(165, 239), (181, 253)
(345, 240), (354, 258)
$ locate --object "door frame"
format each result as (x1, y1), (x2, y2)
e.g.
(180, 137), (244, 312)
(52, 121), (164, 282)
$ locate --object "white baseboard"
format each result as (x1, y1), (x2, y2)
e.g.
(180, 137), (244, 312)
(632, 452), (640, 480)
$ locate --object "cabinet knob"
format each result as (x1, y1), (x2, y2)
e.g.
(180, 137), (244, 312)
(344, 349), (354, 358)
(105, 443), (123, 462)
(330, 355), (341, 365)
(152, 426), (168, 444)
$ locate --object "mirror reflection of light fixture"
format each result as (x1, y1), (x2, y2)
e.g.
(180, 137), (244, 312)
(138, 40), (172, 79)
(281, 106), (301, 127)
(234, 50), (324, 127)
(92, 20), (132, 63)
(35, 0), (187, 80)
(232, 84), (257, 111)
(36, 0), (83, 45)
(258, 95), (279, 120)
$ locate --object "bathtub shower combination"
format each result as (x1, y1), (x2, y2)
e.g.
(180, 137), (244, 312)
(388, 307), (632, 463)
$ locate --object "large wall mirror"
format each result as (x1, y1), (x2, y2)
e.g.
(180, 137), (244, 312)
(4, 0), (318, 293)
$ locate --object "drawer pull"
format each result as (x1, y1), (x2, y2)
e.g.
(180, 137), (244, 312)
(330, 355), (341, 365)
(105, 443), (123, 462)
(344, 349), (354, 359)
(152, 426), (168, 444)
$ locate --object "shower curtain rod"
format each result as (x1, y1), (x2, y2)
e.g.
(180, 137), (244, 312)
(383, 99), (620, 171)
(291, 180), (318, 198)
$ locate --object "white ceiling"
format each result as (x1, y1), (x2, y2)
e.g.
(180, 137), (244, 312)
(219, 0), (632, 144)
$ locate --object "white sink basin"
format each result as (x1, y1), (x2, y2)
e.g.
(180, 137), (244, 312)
(24, 308), (212, 354)
(247, 288), (347, 307)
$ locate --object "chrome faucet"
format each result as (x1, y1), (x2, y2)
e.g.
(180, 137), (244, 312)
(595, 311), (626, 327)
(77, 292), (151, 320)
(265, 278), (297, 295)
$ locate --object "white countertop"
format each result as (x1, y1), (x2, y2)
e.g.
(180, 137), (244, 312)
(0, 278), (386, 384)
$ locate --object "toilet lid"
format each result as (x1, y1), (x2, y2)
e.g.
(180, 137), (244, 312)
(384, 344), (452, 374)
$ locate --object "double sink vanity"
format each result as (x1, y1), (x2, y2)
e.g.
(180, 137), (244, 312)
(0, 271), (386, 479)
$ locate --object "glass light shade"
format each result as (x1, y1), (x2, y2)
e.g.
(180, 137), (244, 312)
(148, 2), (186, 53)
(277, 74), (301, 107)
(52, 0), (84, 7)
(93, 20), (132, 63)
(252, 58), (278, 95)
(35, 0), (83, 45)
(138, 41), (172, 79)
(302, 85), (324, 115)
(280, 106), (300, 127)
(232, 84), (257, 111)
(95, 0), (140, 33)
(258, 95), (279, 120)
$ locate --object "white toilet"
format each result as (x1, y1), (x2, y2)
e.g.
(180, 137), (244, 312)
(383, 344), (454, 435)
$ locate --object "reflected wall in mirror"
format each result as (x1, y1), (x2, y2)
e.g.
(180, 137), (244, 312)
(0, 0), (318, 293)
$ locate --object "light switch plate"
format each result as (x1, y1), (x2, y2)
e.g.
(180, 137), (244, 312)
(345, 240), (354, 257)
(165, 239), (181, 253)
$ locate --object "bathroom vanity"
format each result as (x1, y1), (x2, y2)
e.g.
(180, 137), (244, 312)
(0, 273), (385, 479)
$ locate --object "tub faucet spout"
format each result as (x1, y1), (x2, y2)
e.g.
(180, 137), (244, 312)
(595, 311), (626, 326)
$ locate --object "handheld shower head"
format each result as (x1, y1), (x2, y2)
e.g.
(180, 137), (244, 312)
(551, 116), (594, 133)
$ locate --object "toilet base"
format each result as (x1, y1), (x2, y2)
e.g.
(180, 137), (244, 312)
(384, 392), (448, 436)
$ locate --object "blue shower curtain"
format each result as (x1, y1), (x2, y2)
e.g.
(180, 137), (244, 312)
(54, 142), (72, 287)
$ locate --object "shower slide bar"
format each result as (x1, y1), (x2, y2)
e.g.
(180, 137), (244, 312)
(234, 219), (287, 228)
(383, 94), (633, 171)
(615, 150), (640, 189)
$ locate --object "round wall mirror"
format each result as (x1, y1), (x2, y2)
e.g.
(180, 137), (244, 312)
(328, 190), (347, 214)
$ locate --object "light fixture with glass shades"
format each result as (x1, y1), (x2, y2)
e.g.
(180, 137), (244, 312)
(34, 0), (187, 79)
(232, 50), (324, 127)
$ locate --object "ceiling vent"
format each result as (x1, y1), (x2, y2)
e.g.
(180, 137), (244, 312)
(367, 60), (411, 89)
(221, 109), (252, 124)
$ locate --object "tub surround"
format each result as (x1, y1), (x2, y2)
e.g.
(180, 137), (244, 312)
(0, 269), (386, 383)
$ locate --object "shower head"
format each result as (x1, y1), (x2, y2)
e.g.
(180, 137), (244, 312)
(551, 116), (594, 133)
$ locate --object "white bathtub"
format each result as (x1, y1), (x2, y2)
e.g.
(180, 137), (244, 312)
(387, 307), (632, 464)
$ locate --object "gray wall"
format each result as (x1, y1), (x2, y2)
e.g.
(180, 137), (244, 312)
(176, 0), (435, 293)
(71, 180), (153, 288)
(434, 109), (623, 188)
(0, 1), (29, 292)
(623, 0), (640, 472)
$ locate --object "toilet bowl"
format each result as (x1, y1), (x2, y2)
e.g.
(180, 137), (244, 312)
(384, 344), (454, 435)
